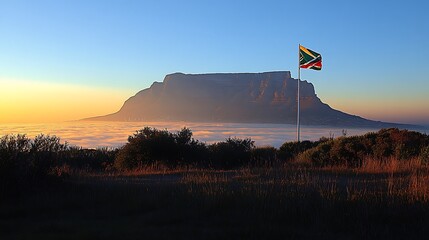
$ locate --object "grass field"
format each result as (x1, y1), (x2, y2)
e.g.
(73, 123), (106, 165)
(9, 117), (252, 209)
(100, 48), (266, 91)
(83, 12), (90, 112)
(2, 158), (429, 239)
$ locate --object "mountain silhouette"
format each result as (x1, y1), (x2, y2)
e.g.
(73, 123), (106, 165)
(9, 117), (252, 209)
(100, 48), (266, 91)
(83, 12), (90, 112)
(84, 71), (416, 128)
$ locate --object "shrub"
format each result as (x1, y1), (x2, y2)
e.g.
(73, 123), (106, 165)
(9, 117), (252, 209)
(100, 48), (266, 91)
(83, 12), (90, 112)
(329, 136), (370, 167)
(278, 140), (315, 161)
(59, 147), (118, 171)
(0, 134), (31, 188)
(373, 129), (395, 159)
(0, 134), (67, 193)
(114, 127), (208, 170)
(175, 128), (210, 167)
(115, 127), (176, 170)
(420, 146), (429, 165)
(209, 137), (254, 169)
(29, 134), (66, 179)
(297, 141), (333, 167)
(250, 146), (277, 167)
(296, 129), (429, 167)
(372, 128), (427, 160)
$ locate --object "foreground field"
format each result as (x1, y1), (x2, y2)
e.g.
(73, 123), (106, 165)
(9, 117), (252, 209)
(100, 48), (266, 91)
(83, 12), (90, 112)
(2, 128), (429, 239)
(2, 160), (429, 239)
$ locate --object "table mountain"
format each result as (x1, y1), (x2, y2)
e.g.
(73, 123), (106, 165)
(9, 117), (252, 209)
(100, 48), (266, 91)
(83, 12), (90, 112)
(85, 71), (413, 128)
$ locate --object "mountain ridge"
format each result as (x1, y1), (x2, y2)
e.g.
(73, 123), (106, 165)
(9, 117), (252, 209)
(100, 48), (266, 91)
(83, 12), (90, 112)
(84, 71), (418, 129)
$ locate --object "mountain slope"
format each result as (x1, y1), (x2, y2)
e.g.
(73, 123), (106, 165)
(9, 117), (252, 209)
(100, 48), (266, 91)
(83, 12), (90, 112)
(85, 71), (413, 128)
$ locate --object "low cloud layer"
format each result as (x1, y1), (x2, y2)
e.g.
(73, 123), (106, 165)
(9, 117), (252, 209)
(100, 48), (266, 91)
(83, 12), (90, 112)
(0, 122), (405, 149)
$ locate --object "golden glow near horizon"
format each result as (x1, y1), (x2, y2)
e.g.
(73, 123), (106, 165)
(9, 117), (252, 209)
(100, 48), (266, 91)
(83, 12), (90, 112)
(0, 78), (132, 123)
(326, 96), (429, 124)
(1, 78), (427, 125)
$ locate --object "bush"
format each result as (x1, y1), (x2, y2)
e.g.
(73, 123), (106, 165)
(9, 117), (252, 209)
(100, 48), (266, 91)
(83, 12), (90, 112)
(278, 140), (315, 161)
(0, 134), (67, 193)
(29, 134), (66, 179)
(175, 128), (210, 167)
(0, 134), (31, 188)
(114, 127), (177, 170)
(297, 141), (333, 167)
(59, 147), (118, 171)
(114, 127), (208, 170)
(250, 146), (277, 167)
(329, 136), (370, 167)
(115, 128), (257, 170)
(296, 128), (429, 167)
(420, 146), (429, 165)
(209, 137), (254, 169)
(372, 128), (427, 160)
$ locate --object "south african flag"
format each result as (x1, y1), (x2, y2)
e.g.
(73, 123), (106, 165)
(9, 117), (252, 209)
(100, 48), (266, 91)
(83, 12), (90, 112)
(299, 45), (322, 70)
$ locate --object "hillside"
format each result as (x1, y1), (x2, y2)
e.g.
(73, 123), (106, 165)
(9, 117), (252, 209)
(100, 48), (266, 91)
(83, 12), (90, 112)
(85, 71), (414, 128)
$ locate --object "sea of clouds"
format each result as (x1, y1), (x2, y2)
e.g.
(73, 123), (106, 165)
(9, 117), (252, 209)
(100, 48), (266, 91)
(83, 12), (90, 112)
(0, 122), (400, 149)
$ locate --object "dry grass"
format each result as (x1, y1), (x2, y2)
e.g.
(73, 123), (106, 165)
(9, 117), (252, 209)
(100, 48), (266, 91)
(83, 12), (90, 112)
(173, 157), (429, 205)
(4, 158), (429, 239)
(358, 157), (423, 174)
(121, 162), (191, 176)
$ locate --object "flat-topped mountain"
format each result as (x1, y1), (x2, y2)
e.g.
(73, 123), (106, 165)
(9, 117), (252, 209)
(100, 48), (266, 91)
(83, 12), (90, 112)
(85, 71), (413, 128)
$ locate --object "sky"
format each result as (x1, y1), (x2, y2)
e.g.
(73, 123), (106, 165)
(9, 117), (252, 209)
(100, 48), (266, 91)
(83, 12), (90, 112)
(1, 0), (428, 124)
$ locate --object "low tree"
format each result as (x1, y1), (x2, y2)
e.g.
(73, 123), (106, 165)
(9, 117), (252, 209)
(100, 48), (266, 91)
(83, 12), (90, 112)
(209, 137), (254, 169)
(0, 134), (67, 194)
(278, 140), (316, 161)
(114, 127), (208, 170)
(419, 145), (429, 165)
(251, 146), (277, 167)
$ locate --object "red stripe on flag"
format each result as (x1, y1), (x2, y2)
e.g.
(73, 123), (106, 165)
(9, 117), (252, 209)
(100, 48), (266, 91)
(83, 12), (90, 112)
(300, 60), (322, 69)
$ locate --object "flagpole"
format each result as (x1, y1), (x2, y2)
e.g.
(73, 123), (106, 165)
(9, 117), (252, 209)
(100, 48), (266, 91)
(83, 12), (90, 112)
(297, 44), (301, 142)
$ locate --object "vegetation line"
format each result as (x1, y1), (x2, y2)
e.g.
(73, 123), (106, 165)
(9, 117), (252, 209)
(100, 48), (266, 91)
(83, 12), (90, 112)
(2, 128), (429, 238)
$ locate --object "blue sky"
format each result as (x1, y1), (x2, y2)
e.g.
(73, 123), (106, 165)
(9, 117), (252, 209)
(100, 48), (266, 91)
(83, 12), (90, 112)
(1, 0), (428, 124)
